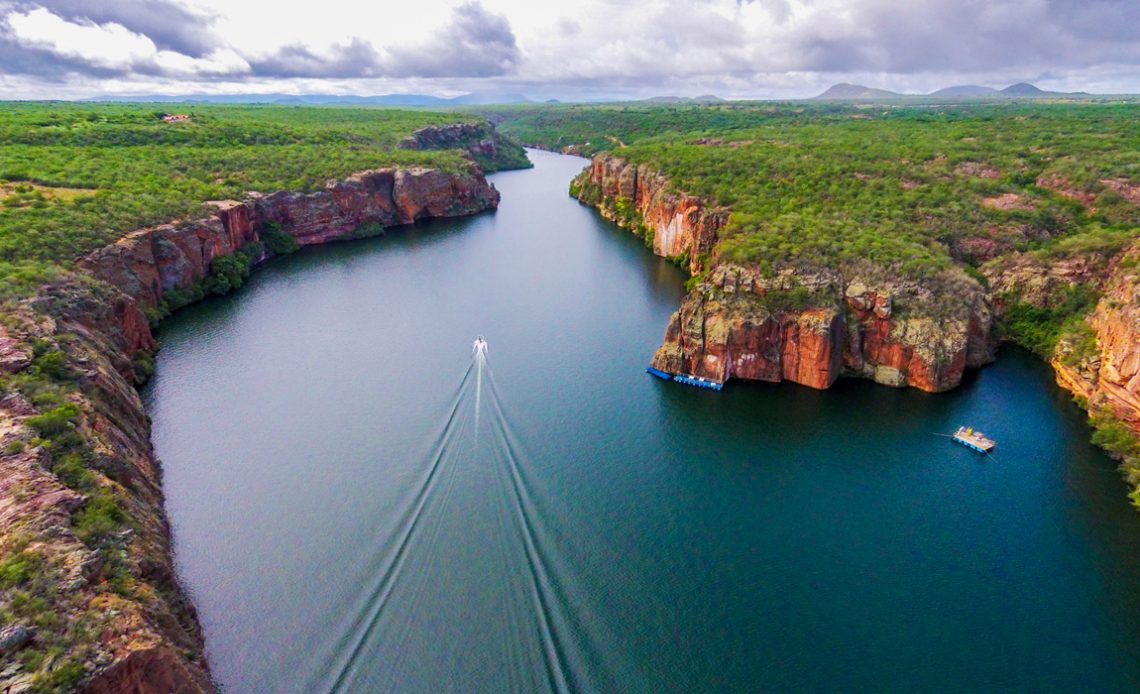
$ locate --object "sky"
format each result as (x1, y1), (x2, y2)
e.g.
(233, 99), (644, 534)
(1, 0), (1138, 100)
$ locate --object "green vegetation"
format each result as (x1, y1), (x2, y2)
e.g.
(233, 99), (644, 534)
(489, 100), (1140, 506)
(0, 327), (139, 691)
(494, 101), (1139, 282)
(0, 104), (530, 686)
(1000, 284), (1100, 358)
(1089, 409), (1140, 508)
(0, 103), (515, 265)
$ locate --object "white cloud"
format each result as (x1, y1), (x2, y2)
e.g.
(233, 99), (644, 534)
(1, 0), (1139, 98)
(7, 7), (157, 70)
(5, 6), (250, 76)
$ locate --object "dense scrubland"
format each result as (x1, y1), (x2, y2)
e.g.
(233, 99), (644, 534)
(0, 104), (510, 269)
(492, 100), (1139, 346)
(492, 102), (1138, 275)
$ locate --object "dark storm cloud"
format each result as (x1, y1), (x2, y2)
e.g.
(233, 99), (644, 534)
(0, 0), (228, 79)
(225, 1), (518, 79)
(0, 3), (122, 78)
(792, 0), (1140, 74)
(12, 0), (221, 56)
(248, 38), (383, 78)
(0, 36), (124, 79)
(0, 0), (1138, 95)
(386, 1), (519, 77)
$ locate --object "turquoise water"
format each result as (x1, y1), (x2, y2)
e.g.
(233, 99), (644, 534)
(144, 150), (1140, 692)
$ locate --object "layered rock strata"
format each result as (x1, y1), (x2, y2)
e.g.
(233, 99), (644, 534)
(648, 265), (993, 392)
(1051, 243), (1140, 428)
(78, 167), (498, 357)
(574, 154), (995, 392)
(1, 165), (499, 692)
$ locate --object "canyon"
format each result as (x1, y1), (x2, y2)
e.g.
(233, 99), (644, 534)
(0, 164), (499, 693)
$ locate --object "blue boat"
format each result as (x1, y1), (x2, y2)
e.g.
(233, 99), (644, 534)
(646, 366), (673, 380)
(672, 373), (724, 391)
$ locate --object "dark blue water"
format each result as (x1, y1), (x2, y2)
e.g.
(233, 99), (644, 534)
(144, 150), (1140, 692)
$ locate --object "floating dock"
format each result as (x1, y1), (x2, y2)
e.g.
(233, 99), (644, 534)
(673, 374), (724, 391)
(647, 366), (724, 390)
(952, 426), (995, 453)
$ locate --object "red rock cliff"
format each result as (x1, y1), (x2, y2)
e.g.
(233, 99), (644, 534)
(1052, 242), (1140, 428)
(1, 165), (497, 693)
(575, 154), (995, 392)
(77, 167), (498, 358)
(573, 154), (727, 274)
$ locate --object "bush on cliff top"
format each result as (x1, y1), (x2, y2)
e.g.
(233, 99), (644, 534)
(510, 101), (1139, 286)
(0, 103), (497, 263)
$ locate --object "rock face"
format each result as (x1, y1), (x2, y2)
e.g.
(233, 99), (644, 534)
(573, 153), (727, 274)
(1, 165), (498, 693)
(649, 265), (992, 392)
(399, 122), (530, 171)
(78, 167), (499, 356)
(1053, 243), (1140, 427)
(575, 154), (995, 392)
(0, 294), (213, 694)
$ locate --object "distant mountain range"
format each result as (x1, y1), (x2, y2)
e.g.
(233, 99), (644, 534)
(815, 81), (1090, 99)
(813, 83), (902, 100)
(642, 94), (725, 104)
(85, 92), (533, 105)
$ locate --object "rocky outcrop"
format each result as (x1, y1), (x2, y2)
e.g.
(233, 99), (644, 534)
(575, 154), (995, 391)
(0, 295), (212, 693)
(1052, 243), (1140, 428)
(573, 153), (727, 274)
(1, 165), (499, 692)
(649, 265), (993, 392)
(78, 167), (498, 359)
(400, 122), (530, 171)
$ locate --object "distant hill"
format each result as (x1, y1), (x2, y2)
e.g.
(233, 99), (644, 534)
(814, 81), (1092, 100)
(930, 85), (998, 97)
(1001, 82), (1091, 97)
(1001, 82), (1045, 96)
(643, 95), (725, 104)
(87, 92), (532, 105)
(814, 83), (902, 99)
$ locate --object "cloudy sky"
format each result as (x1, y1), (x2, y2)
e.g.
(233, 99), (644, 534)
(1, 0), (1138, 100)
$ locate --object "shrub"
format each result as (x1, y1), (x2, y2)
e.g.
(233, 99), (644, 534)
(0, 550), (45, 589)
(74, 488), (127, 544)
(206, 247), (256, 295)
(261, 221), (299, 255)
(25, 402), (79, 438)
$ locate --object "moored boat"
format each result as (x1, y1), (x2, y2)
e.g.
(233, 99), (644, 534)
(952, 426), (995, 453)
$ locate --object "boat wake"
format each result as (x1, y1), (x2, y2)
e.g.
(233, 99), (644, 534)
(309, 342), (622, 693)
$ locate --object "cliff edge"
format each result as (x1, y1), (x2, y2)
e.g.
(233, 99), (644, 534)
(573, 153), (995, 392)
(0, 165), (499, 692)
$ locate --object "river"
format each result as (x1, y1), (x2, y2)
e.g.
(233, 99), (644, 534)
(143, 149), (1140, 692)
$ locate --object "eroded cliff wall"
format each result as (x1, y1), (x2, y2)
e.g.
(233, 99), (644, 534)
(574, 154), (995, 392)
(1051, 242), (1140, 428)
(1, 165), (499, 692)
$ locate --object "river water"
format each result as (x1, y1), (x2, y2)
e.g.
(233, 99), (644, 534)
(144, 149), (1140, 692)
